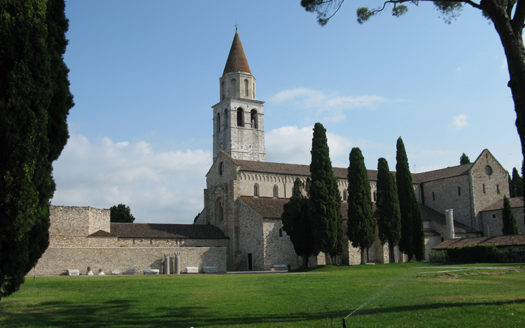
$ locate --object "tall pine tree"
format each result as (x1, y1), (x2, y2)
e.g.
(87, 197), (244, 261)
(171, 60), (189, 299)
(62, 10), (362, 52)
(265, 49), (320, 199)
(502, 196), (518, 235)
(395, 138), (425, 261)
(376, 158), (401, 263)
(510, 167), (523, 198)
(309, 123), (341, 261)
(459, 153), (471, 165)
(347, 148), (375, 264)
(281, 178), (317, 267)
(0, 0), (73, 299)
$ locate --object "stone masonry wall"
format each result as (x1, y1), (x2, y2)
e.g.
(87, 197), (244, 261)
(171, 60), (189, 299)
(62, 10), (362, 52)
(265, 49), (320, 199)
(28, 246), (227, 276)
(421, 175), (471, 227)
(481, 207), (525, 237)
(470, 150), (509, 230)
(262, 218), (301, 270)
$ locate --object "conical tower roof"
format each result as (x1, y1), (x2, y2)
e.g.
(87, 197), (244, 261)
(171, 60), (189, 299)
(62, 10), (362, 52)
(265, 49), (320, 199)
(223, 31), (252, 75)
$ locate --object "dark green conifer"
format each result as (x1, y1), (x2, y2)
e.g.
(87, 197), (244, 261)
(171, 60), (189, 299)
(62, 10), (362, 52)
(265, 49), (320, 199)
(510, 167), (523, 198)
(502, 196), (518, 235)
(347, 148), (374, 264)
(395, 138), (425, 261)
(460, 153), (471, 165)
(0, 0), (73, 299)
(376, 158), (401, 263)
(281, 179), (317, 267)
(309, 123), (341, 260)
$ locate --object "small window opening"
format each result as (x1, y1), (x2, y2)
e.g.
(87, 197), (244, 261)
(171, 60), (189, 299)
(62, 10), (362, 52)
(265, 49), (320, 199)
(373, 191), (377, 202)
(343, 190), (347, 201)
(219, 162), (224, 175)
(237, 108), (244, 127)
(230, 78), (236, 97)
(279, 228), (283, 237)
(457, 186), (461, 196)
(216, 113), (220, 133)
(496, 184), (500, 194)
(483, 184), (486, 194)
(432, 192), (436, 201)
(221, 81), (225, 100)
(254, 184), (259, 197)
(492, 214), (496, 218)
(273, 185), (278, 198)
(250, 109), (258, 129)
(244, 79), (249, 97)
(224, 109), (228, 127)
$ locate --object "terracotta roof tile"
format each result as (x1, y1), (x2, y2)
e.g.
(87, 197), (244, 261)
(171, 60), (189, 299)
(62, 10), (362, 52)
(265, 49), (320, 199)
(106, 223), (227, 239)
(433, 234), (525, 249)
(481, 197), (524, 212)
(412, 163), (472, 183)
(223, 32), (251, 74)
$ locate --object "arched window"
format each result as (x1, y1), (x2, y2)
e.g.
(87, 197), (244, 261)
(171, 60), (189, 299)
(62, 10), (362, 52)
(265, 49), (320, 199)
(250, 109), (258, 129)
(244, 79), (249, 97)
(218, 162), (224, 175)
(252, 82), (255, 98)
(216, 113), (221, 133)
(221, 81), (225, 100)
(343, 190), (347, 201)
(224, 109), (228, 128)
(273, 185), (279, 198)
(254, 183), (259, 197)
(230, 78), (236, 97)
(237, 108), (244, 127)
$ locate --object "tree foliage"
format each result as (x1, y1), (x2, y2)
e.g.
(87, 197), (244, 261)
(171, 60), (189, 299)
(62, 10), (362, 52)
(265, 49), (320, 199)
(376, 157), (401, 262)
(510, 167), (523, 197)
(301, 0), (525, 206)
(110, 204), (136, 223)
(347, 147), (375, 264)
(309, 123), (341, 258)
(395, 138), (425, 261)
(502, 196), (518, 235)
(0, 0), (73, 300)
(460, 153), (471, 165)
(281, 179), (318, 267)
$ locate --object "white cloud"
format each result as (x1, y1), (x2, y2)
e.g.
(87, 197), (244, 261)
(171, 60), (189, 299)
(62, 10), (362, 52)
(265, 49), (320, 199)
(51, 134), (211, 223)
(269, 88), (387, 123)
(266, 125), (354, 166)
(452, 114), (468, 130)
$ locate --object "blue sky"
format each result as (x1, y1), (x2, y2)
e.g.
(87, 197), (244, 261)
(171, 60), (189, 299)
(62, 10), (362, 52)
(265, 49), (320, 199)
(52, 0), (521, 223)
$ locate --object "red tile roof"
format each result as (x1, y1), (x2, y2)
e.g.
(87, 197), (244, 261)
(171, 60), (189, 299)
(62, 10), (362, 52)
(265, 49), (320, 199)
(223, 31), (251, 74)
(433, 234), (525, 249)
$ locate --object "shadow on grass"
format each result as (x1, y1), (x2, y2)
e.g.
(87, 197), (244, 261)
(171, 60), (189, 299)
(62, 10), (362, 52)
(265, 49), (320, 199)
(2, 298), (524, 327)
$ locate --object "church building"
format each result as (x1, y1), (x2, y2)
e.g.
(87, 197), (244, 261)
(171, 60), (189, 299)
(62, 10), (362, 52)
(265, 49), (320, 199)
(194, 31), (522, 271)
(30, 31), (524, 276)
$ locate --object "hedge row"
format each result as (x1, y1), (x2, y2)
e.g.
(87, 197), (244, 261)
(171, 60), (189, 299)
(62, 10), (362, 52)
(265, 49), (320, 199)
(430, 244), (525, 263)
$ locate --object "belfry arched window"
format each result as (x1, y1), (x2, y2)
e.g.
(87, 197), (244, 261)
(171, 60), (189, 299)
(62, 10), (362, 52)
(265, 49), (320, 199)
(254, 183), (259, 197)
(216, 113), (221, 133)
(244, 79), (249, 97)
(250, 109), (258, 129)
(237, 108), (244, 127)
(221, 81), (225, 100)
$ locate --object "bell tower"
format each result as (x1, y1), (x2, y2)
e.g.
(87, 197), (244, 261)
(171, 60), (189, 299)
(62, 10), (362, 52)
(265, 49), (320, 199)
(212, 31), (265, 162)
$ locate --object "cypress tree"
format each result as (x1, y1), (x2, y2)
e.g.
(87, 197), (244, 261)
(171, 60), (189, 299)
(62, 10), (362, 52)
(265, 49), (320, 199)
(309, 123), (341, 260)
(0, 0), (73, 299)
(395, 138), (425, 261)
(281, 178), (317, 267)
(376, 158), (401, 263)
(347, 148), (374, 264)
(502, 196), (518, 235)
(510, 167), (523, 198)
(459, 153), (471, 165)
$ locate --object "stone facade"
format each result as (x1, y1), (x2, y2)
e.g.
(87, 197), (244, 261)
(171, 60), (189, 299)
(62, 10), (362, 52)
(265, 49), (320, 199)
(480, 197), (525, 237)
(30, 205), (228, 276)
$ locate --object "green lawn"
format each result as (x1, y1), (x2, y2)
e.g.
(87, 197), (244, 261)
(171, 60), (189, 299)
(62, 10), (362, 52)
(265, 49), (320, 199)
(1, 263), (524, 327)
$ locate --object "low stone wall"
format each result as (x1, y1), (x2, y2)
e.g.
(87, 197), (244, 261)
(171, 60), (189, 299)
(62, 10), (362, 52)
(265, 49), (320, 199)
(28, 246), (227, 276)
